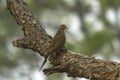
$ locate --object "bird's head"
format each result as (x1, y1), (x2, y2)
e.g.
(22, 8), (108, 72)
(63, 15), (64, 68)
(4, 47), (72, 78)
(60, 24), (68, 30)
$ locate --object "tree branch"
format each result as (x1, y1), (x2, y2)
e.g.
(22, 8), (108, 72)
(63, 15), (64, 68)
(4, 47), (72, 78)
(6, 0), (120, 80)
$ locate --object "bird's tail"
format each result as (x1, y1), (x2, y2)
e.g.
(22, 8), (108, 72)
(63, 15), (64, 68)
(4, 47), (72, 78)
(39, 56), (48, 71)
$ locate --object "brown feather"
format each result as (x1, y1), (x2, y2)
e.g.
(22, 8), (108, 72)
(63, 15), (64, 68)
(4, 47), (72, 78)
(39, 24), (67, 70)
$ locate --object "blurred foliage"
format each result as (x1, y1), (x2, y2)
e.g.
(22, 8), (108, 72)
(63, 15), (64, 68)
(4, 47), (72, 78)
(100, 0), (120, 9)
(0, 53), (16, 67)
(78, 30), (114, 56)
(0, 0), (120, 80)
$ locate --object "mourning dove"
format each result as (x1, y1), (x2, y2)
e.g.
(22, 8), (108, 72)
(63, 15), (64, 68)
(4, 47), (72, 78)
(40, 24), (68, 70)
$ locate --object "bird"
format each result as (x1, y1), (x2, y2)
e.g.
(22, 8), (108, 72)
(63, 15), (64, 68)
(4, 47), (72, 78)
(39, 24), (68, 70)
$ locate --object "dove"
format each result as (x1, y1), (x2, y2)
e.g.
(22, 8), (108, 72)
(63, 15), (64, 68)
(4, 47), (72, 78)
(39, 24), (68, 70)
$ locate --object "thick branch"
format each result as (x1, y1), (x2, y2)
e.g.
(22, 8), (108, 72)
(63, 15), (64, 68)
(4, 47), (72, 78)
(7, 0), (52, 56)
(6, 0), (120, 80)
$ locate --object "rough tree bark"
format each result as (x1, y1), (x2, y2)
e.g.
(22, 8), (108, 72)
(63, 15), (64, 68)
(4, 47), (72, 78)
(6, 0), (120, 80)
